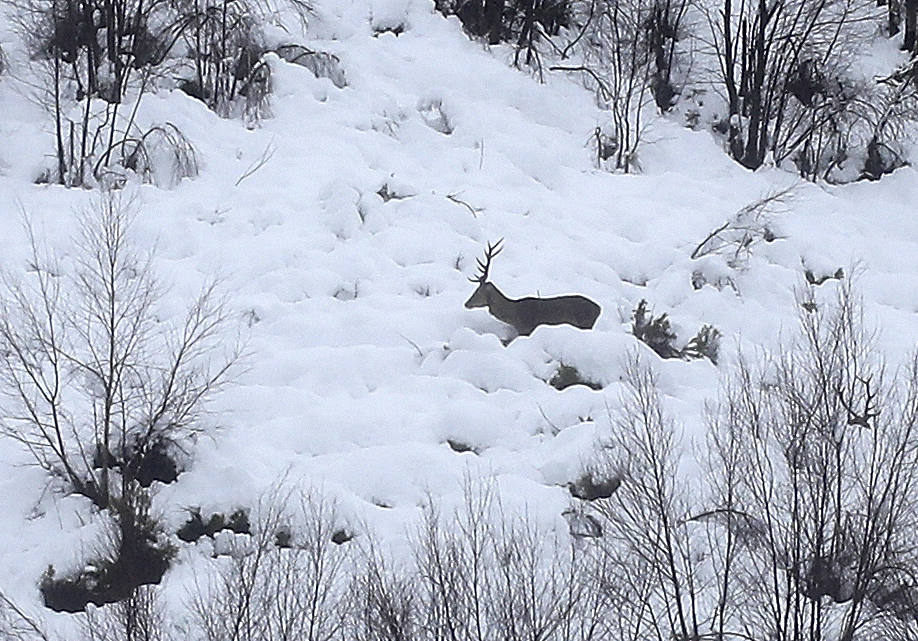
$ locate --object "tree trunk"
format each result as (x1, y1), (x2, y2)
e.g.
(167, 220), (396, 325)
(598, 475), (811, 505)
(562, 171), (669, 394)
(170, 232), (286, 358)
(741, 0), (769, 169)
(889, 0), (902, 35)
(484, 0), (504, 43)
(905, 0), (917, 52)
(721, 0), (746, 161)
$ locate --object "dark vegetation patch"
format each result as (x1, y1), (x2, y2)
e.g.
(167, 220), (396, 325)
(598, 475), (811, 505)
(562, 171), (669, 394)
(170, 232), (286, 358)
(41, 513), (173, 613)
(331, 528), (355, 545)
(373, 23), (406, 37)
(632, 300), (721, 364)
(446, 439), (478, 453)
(568, 470), (622, 501)
(805, 267), (844, 286)
(632, 299), (680, 359)
(177, 508), (252, 543)
(682, 324), (722, 365)
(376, 183), (414, 201)
(549, 363), (603, 391)
(93, 438), (182, 488)
(435, 0), (571, 44)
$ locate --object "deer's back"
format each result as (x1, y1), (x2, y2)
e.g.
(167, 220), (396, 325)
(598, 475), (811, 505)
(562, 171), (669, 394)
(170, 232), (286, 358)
(513, 295), (601, 335)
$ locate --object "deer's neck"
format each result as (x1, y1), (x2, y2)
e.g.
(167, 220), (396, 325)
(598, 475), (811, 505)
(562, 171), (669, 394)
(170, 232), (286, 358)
(486, 285), (519, 325)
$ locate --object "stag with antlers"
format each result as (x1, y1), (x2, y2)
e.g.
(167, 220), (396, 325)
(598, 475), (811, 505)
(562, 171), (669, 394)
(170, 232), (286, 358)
(464, 240), (601, 337)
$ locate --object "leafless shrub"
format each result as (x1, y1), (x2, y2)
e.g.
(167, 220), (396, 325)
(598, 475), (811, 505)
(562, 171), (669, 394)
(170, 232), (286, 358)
(0, 193), (238, 512)
(553, 10), (650, 172)
(691, 186), (792, 266)
(0, 194), (238, 612)
(552, 0), (689, 171)
(782, 75), (918, 182)
(174, 0), (275, 122)
(275, 45), (347, 88)
(413, 491), (489, 641)
(81, 585), (169, 641)
(6, 0), (185, 186)
(409, 478), (611, 641)
(346, 544), (419, 641)
(0, 590), (51, 641)
(112, 123), (199, 188)
(704, 280), (918, 640)
(487, 512), (587, 641)
(3, 0), (309, 184)
(593, 354), (703, 641)
(188, 485), (350, 641)
(703, 0), (880, 172)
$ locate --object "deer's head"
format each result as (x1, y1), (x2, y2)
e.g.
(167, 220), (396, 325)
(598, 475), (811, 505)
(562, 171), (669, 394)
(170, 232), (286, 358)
(465, 239), (503, 309)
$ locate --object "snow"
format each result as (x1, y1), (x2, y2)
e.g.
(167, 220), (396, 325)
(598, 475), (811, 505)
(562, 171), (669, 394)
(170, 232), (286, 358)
(1, 0), (918, 631)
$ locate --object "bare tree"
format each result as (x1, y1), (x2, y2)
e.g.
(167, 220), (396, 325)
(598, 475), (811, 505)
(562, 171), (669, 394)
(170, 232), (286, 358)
(347, 543), (419, 641)
(553, 0), (689, 172)
(0, 193), (238, 512)
(703, 0), (879, 172)
(189, 485), (350, 641)
(414, 490), (491, 641)
(593, 355), (704, 641)
(703, 281), (918, 641)
(0, 193), (238, 610)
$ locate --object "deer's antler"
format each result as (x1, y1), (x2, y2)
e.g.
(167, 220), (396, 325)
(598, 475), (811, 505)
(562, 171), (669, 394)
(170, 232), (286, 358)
(469, 239), (503, 283)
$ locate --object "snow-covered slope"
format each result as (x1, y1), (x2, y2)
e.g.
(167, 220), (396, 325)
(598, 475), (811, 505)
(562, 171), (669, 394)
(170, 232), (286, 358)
(1, 0), (918, 627)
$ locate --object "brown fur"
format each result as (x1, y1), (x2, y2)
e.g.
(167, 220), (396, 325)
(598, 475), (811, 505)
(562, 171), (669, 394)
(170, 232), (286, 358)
(465, 282), (600, 336)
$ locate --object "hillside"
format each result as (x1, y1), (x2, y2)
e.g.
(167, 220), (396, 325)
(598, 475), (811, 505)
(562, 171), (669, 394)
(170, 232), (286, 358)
(1, 0), (918, 637)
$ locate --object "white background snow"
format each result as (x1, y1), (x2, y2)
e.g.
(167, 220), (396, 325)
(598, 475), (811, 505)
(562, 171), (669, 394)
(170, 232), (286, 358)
(0, 0), (917, 630)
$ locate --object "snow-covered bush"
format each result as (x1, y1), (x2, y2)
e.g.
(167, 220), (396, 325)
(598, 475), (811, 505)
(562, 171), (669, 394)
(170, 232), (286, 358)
(276, 45), (347, 88)
(691, 187), (788, 268)
(549, 362), (603, 390)
(779, 69), (917, 183)
(175, 0), (267, 118)
(6, 0), (182, 186)
(3, 0), (314, 184)
(94, 123), (200, 189)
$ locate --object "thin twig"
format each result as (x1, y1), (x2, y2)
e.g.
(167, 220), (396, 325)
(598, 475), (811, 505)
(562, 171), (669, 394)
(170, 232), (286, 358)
(537, 404), (561, 435)
(235, 141), (277, 186)
(550, 65), (612, 101)
(398, 333), (424, 359)
(446, 193), (483, 217)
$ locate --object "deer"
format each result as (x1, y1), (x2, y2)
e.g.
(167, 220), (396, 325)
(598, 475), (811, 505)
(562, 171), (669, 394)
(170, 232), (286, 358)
(464, 240), (601, 336)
